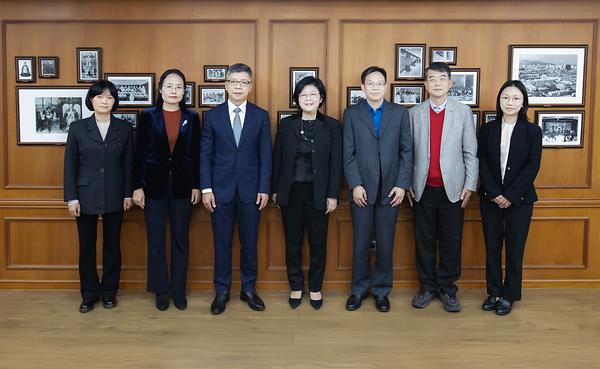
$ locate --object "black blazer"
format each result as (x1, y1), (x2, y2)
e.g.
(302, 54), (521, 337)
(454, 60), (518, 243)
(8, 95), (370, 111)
(64, 115), (134, 215)
(477, 118), (542, 206)
(133, 107), (200, 199)
(272, 112), (342, 209)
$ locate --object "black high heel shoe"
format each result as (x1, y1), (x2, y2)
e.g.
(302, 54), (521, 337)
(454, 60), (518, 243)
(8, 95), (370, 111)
(288, 291), (302, 309)
(309, 292), (323, 310)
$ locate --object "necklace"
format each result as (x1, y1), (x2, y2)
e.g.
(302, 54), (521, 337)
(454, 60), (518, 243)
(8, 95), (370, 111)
(300, 119), (314, 143)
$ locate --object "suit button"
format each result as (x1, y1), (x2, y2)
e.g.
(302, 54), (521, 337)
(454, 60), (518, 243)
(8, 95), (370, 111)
(507, 166), (511, 171)
(99, 168), (104, 173)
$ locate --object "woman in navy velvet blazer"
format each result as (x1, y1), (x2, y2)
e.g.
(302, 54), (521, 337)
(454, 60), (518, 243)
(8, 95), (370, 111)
(132, 69), (201, 311)
(478, 80), (542, 316)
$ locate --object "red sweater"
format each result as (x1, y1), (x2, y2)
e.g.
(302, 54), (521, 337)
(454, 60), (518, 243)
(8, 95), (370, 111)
(163, 109), (181, 154)
(426, 107), (445, 187)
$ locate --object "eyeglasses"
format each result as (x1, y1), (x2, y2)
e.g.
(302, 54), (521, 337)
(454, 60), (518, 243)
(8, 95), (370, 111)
(163, 84), (184, 91)
(226, 79), (252, 87)
(365, 82), (385, 88)
(426, 77), (449, 83)
(298, 92), (320, 100)
(93, 95), (115, 101)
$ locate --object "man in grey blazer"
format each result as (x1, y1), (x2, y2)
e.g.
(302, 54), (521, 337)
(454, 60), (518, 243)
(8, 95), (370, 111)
(343, 66), (412, 312)
(408, 62), (478, 312)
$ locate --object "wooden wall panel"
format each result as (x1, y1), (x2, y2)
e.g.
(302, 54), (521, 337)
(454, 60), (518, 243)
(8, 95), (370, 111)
(1, 0), (599, 290)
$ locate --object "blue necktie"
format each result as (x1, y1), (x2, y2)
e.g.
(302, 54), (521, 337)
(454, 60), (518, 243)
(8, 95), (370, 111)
(233, 107), (242, 146)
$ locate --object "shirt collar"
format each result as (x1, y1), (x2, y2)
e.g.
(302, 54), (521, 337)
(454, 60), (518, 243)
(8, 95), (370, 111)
(228, 100), (247, 114)
(429, 99), (448, 112)
(368, 102), (384, 113)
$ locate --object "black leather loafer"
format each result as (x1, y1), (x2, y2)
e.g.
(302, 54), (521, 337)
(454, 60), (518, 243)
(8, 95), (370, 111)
(374, 295), (390, 313)
(240, 291), (265, 311)
(482, 296), (499, 311)
(79, 296), (100, 313)
(495, 298), (513, 316)
(102, 296), (117, 309)
(345, 294), (367, 311)
(211, 291), (230, 315)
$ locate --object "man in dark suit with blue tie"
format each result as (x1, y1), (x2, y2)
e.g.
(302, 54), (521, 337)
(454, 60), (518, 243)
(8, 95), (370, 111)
(200, 63), (272, 314)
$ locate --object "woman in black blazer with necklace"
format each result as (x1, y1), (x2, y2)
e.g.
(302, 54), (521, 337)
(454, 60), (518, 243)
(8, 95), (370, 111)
(272, 77), (342, 309)
(132, 69), (201, 311)
(478, 80), (542, 316)
(64, 80), (134, 313)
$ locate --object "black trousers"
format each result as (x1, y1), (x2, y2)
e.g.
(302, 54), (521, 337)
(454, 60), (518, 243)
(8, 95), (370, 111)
(76, 210), (123, 300)
(413, 186), (464, 294)
(480, 199), (533, 302)
(280, 182), (328, 292)
(144, 189), (192, 296)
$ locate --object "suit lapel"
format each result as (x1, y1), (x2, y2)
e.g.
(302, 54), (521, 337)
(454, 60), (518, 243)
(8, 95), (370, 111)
(84, 115), (104, 143)
(152, 108), (168, 143)
(378, 101), (394, 136)
(358, 100), (377, 138)
(218, 103), (237, 147)
(238, 102), (252, 148)
(419, 101), (431, 155)
(104, 116), (122, 143)
(440, 99), (456, 150)
(491, 120), (503, 179)
(172, 110), (190, 153)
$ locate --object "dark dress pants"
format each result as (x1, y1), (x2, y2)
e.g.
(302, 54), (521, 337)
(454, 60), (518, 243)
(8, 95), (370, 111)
(144, 188), (192, 296)
(413, 186), (464, 294)
(480, 199), (533, 302)
(76, 210), (123, 300)
(212, 190), (260, 294)
(280, 182), (328, 292)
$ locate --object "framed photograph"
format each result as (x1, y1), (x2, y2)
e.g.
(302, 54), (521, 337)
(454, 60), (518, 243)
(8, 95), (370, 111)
(184, 82), (196, 107)
(112, 110), (138, 129)
(448, 68), (480, 106)
(277, 110), (297, 124)
(17, 86), (92, 144)
(391, 83), (424, 107)
(536, 110), (584, 148)
(483, 111), (497, 124)
(38, 57), (59, 79)
(472, 110), (480, 131)
(199, 85), (227, 107)
(77, 48), (102, 83)
(289, 67), (319, 107)
(105, 73), (155, 107)
(15, 56), (36, 83)
(204, 65), (228, 82)
(395, 44), (426, 80)
(429, 47), (457, 65)
(347, 86), (366, 107)
(509, 45), (587, 106)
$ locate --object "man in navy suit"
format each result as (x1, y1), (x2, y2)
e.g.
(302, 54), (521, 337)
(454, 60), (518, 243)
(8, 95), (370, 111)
(200, 63), (272, 314)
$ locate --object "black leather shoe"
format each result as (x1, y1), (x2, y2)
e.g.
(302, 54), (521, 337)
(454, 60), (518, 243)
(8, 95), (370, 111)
(102, 296), (117, 309)
(288, 297), (302, 309)
(439, 292), (462, 312)
(374, 295), (390, 313)
(345, 294), (366, 311)
(495, 298), (513, 316)
(482, 296), (499, 311)
(173, 295), (187, 310)
(411, 289), (437, 309)
(79, 296), (100, 313)
(156, 293), (169, 311)
(211, 291), (230, 315)
(240, 291), (265, 311)
(309, 298), (323, 310)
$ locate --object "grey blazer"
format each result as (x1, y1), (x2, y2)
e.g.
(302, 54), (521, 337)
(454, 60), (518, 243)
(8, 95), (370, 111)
(343, 100), (412, 206)
(409, 98), (478, 203)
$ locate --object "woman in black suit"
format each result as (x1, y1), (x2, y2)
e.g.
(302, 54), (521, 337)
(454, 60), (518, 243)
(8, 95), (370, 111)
(272, 77), (342, 309)
(132, 69), (201, 311)
(64, 80), (134, 313)
(478, 80), (542, 315)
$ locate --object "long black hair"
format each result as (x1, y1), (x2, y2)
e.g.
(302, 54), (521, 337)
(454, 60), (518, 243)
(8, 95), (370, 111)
(495, 80), (529, 122)
(156, 68), (187, 111)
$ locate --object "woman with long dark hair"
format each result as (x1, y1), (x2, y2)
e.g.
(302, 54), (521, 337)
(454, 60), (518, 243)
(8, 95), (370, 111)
(133, 69), (201, 311)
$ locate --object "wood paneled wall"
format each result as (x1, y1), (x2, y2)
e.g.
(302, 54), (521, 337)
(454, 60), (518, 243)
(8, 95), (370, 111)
(1, 0), (599, 290)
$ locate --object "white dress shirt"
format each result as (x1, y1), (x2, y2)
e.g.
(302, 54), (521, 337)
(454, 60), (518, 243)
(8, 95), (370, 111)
(500, 121), (516, 182)
(429, 98), (448, 113)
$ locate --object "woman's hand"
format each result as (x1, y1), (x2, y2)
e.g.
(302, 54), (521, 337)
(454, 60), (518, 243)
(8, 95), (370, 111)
(133, 188), (145, 209)
(191, 189), (201, 205)
(123, 198), (133, 211)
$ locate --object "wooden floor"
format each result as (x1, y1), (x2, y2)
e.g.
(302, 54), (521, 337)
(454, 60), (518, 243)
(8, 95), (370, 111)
(1, 289), (599, 369)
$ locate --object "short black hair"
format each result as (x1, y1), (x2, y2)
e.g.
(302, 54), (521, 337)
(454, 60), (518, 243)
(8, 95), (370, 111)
(360, 66), (387, 84)
(156, 68), (187, 110)
(426, 62), (452, 79)
(496, 80), (530, 122)
(292, 76), (326, 108)
(226, 63), (253, 79)
(85, 80), (119, 112)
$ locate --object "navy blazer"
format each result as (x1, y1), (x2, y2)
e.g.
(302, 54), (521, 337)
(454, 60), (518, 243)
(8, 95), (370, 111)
(133, 107), (200, 199)
(477, 118), (542, 206)
(200, 101), (272, 204)
(64, 115), (134, 214)
(272, 112), (342, 209)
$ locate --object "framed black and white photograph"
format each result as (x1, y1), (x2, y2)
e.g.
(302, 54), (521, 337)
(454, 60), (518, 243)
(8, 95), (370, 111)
(38, 57), (59, 79)
(483, 111), (497, 124)
(17, 86), (92, 144)
(105, 73), (155, 107)
(184, 82), (196, 107)
(448, 68), (480, 106)
(536, 110), (584, 148)
(391, 83), (424, 107)
(509, 45), (587, 106)
(277, 110), (297, 124)
(289, 67), (319, 107)
(113, 110), (138, 129)
(204, 65), (228, 82)
(15, 56), (36, 83)
(472, 110), (480, 131)
(77, 48), (102, 83)
(347, 86), (366, 107)
(429, 47), (457, 65)
(199, 85), (227, 107)
(395, 44), (425, 80)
